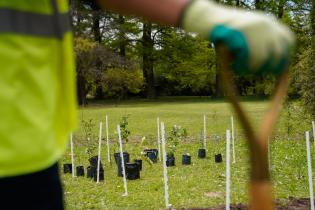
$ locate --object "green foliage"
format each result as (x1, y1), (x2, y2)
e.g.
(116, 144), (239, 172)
(119, 115), (131, 143)
(71, 1), (314, 101)
(101, 68), (143, 100)
(277, 100), (312, 140)
(155, 31), (216, 95)
(167, 125), (187, 156)
(74, 37), (143, 103)
(81, 118), (97, 157)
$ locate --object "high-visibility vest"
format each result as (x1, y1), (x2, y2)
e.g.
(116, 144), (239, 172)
(0, 0), (77, 177)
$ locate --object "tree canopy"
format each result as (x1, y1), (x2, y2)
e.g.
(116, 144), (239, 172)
(70, 0), (315, 117)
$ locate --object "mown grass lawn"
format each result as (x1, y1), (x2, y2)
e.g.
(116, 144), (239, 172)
(61, 97), (313, 210)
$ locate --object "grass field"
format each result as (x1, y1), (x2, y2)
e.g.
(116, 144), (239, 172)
(61, 97), (313, 210)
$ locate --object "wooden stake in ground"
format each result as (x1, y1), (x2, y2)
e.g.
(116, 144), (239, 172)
(161, 122), (170, 209)
(306, 131), (315, 210)
(203, 114), (207, 149)
(231, 116), (236, 163)
(157, 117), (161, 161)
(226, 130), (231, 210)
(96, 122), (103, 183)
(70, 133), (75, 178)
(117, 125), (128, 196)
(106, 115), (111, 163)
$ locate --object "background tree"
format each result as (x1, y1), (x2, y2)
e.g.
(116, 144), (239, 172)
(70, 0), (314, 110)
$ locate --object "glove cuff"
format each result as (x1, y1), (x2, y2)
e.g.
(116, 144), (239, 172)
(180, 0), (220, 38)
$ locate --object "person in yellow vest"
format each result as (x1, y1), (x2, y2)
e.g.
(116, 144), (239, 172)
(0, 0), (294, 209)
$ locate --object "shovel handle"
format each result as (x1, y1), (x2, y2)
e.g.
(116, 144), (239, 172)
(217, 46), (289, 210)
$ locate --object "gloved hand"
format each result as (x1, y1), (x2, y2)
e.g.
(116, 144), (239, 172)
(181, 0), (295, 75)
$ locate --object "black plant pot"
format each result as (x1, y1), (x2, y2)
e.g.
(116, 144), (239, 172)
(89, 156), (104, 169)
(134, 159), (142, 171)
(144, 149), (158, 163)
(198, 149), (206, 159)
(166, 155), (175, 167)
(63, 163), (72, 174)
(125, 163), (140, 180)
(147, 151), (158, 163)
(215, 154), (223, 163)
(93, 169), (104, 182)
(117, 158), (130, 177)
(76, 166), (84, 177)
(114, 152), (130, 165)
(87, 166), (95, 178)
(182, 154), (191, 165)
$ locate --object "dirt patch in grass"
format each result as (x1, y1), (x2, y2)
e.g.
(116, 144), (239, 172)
(182, 197), (310, 210)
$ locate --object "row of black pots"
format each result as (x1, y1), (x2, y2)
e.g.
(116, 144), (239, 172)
(64, 163), (85, 176)
(64, 150), (222, 178)
(198, 149), (223, 163)
(165, 154), (190, 167)
(166, 153), (222, 166)
(114, 152), (141, 180)
(63, 164), (104, 181)
(63, 156), (105, 182)
(142, 148), (221, 164)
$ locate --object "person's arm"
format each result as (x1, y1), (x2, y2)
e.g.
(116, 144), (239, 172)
(97, 0), (189, 26)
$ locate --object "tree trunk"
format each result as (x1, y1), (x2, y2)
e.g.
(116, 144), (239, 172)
(92, 11), (101, 43)
(142, 21), (156, 99)
(77, 73), (87, 106)
(277, 0), (286, 19)
(92, 11), (104, 99)
(118, 15), (126, 57)
(214, 49), (223, 97)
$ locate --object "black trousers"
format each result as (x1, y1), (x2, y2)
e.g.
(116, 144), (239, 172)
(0, 163), (64, 210)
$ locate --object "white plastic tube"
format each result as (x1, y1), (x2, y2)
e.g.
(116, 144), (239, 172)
(203, 114), (207, 148)
(70, 133), (75, 178)
(157, 117), (161, 161)
(161, 122), (170, 209)
(231, 116), (235, 163)
(97, 122), (103, 183)
(306, 131), (315, 210)
(226, 130), (231, 210)
(106, 115), (111, 163)
(118, 125), (128, 196)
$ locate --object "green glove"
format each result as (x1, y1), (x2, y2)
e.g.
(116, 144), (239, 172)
(181, 0), (295, 75)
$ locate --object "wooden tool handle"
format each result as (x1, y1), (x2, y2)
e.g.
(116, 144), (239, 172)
(217, 46), (289, 210)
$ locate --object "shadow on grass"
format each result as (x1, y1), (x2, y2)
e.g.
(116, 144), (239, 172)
(82, 96), (270, 108)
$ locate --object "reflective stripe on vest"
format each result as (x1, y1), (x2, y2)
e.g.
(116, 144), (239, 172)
(0, 3), (70, 38)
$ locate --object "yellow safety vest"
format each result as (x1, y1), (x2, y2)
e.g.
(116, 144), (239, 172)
(0, 0), (77, 177)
